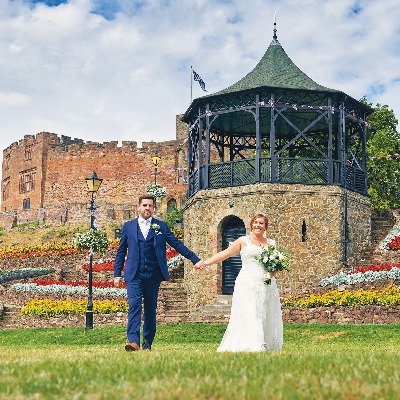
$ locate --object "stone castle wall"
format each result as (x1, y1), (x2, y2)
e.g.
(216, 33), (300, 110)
(182, 183), (371, 310)
(1, 116), (190, 226)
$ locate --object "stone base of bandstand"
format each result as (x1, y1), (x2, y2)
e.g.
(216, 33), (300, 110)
(182, 183), (371, 312)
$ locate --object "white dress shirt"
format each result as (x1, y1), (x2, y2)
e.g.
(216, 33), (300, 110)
(138, 216), (152, 239)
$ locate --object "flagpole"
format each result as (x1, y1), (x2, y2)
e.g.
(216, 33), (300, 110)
(190, 66), (193, 103)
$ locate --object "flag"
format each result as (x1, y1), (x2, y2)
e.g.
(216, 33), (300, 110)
(192, 70), (207, 92)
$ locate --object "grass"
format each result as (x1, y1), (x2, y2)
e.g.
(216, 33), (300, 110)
(1, 323), (399, 399)
(0, 222), (118, 249)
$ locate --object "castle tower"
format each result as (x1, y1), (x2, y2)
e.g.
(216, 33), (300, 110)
(181, 23), (373, 308)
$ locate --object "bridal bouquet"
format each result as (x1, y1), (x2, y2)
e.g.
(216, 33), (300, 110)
(255, 245), (290, 285)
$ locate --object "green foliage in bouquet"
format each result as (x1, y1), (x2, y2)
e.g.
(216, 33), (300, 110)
(255, 245), (290, 285)
(74, 229), (109, 254)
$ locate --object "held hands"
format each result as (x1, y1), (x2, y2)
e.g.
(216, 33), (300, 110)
(194, 260), (206, 270)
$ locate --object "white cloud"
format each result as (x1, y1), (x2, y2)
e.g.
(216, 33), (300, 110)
(0, 92), (31, 107)
(0, 0), (399, 170)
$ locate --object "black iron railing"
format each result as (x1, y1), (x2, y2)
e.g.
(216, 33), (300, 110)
(188, 157), (367, 197)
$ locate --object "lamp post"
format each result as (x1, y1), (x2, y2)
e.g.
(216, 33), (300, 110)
(85, 171), (103, 331)
(151, 152), (161, 185)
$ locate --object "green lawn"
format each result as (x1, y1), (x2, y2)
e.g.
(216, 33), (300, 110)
(1, 323), (399, 399)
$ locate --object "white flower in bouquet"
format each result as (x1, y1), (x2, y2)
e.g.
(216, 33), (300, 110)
(255, 245), (290, 285)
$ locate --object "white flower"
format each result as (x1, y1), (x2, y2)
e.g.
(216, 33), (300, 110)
(319, 267), (400, 286)
(167, 254), (184, 268)
(146, 184), (167, 199)
(11, 282), (127, 297)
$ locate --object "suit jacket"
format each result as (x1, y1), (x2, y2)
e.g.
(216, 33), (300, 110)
(114, 217), (200, 281)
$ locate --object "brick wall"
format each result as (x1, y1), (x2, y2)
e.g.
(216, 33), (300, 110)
(1, 117), (191, 226)
(42, 138), (188, 222)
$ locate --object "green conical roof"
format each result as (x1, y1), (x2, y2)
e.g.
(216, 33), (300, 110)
(213, 37), (334, 95)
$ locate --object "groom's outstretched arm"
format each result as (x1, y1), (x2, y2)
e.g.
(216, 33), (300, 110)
(165, 225), (201, 265)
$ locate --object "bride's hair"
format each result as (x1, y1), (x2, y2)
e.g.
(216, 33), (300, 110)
(250, 213), (268, 229)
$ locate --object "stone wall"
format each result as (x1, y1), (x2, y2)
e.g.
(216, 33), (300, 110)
(346, 190), (372, 267)
(42, 138), (188, 222)
(183, 183), (371, 311)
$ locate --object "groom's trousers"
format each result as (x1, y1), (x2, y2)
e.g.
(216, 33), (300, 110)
(125, 268), (163, 345)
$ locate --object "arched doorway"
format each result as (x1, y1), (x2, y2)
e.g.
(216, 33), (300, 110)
(221, 216), (246, 294)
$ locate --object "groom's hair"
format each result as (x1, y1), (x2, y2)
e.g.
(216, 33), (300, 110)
(138, 195), (155, 205)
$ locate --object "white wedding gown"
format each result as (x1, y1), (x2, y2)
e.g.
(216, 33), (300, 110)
(217, 235), (283, 353)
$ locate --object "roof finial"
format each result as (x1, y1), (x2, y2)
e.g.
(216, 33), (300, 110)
(273, 12), (277, 40)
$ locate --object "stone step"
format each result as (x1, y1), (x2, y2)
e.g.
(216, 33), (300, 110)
(211, 295), (232, 306)
(198, 305), (232, 313)
(164, 310), (190, 316)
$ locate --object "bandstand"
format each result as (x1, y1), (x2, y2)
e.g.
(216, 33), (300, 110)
(182, 24), (374, 309)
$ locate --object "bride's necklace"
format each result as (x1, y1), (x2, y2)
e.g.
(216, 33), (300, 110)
(249, 234), (268, 247)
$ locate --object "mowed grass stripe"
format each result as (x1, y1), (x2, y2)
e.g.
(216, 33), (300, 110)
(1, 324), (399, 399)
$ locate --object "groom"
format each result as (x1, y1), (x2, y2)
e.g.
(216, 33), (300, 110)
(114, 195), (204, 351)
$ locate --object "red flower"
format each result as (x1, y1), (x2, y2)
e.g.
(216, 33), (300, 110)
(349, 263), (400, 274)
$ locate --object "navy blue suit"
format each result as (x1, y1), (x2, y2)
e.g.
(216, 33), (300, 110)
(114, 217), (200, 347)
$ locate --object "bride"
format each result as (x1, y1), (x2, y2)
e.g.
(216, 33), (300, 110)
(203, 212), (283, 352)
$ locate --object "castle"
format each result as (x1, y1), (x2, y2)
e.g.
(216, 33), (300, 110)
(1, 115), (190, 229)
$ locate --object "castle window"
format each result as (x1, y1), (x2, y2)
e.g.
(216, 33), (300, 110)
(302, 220), (307, 242)
(2, 178), (10, 201)
(107, 209), (116, 220)
(167, 198), (177, 212)
(19, 169), (36, 193)
(177, 168), (188, 183)
(22, 198), (30, 210)
(25, 146), (32, 160)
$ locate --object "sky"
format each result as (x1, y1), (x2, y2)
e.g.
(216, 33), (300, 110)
(0, 0), (400, 166)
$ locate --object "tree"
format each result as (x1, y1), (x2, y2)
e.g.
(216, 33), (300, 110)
(361, 98), (400, 210)
(164, 206), (183, 230)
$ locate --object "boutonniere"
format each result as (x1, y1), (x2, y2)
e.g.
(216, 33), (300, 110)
(150, 223), (162, 235)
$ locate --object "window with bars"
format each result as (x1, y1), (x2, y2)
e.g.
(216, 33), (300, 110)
(19, 170), (36, 193)
(177, 169), (188, 183)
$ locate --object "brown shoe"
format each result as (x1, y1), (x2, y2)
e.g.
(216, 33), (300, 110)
(125, 342), (140, 352)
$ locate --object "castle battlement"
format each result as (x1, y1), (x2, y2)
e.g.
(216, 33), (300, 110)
(1, 116), (191, 224)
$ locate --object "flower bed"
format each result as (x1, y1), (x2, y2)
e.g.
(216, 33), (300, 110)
(32, 279), (125, 288)
(379, 225), (400, 250)
(167, 254), (184, 268)
(284, 285), (400, 308)
(0, 239), (121, 260)
(81, 252), (184, 272)
(0, 268), (55, 284)
(12, 283), (127, 297)
(82, 260), (114, 272)
(320, 264), (400, 286)
(349, 264), (400, 274)
(20, 299), (128, 317)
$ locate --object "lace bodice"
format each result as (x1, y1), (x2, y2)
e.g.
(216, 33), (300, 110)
(239, 235), (276, 283)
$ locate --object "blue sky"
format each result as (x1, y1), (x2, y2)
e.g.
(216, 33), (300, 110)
(0, 0), (399, 166)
